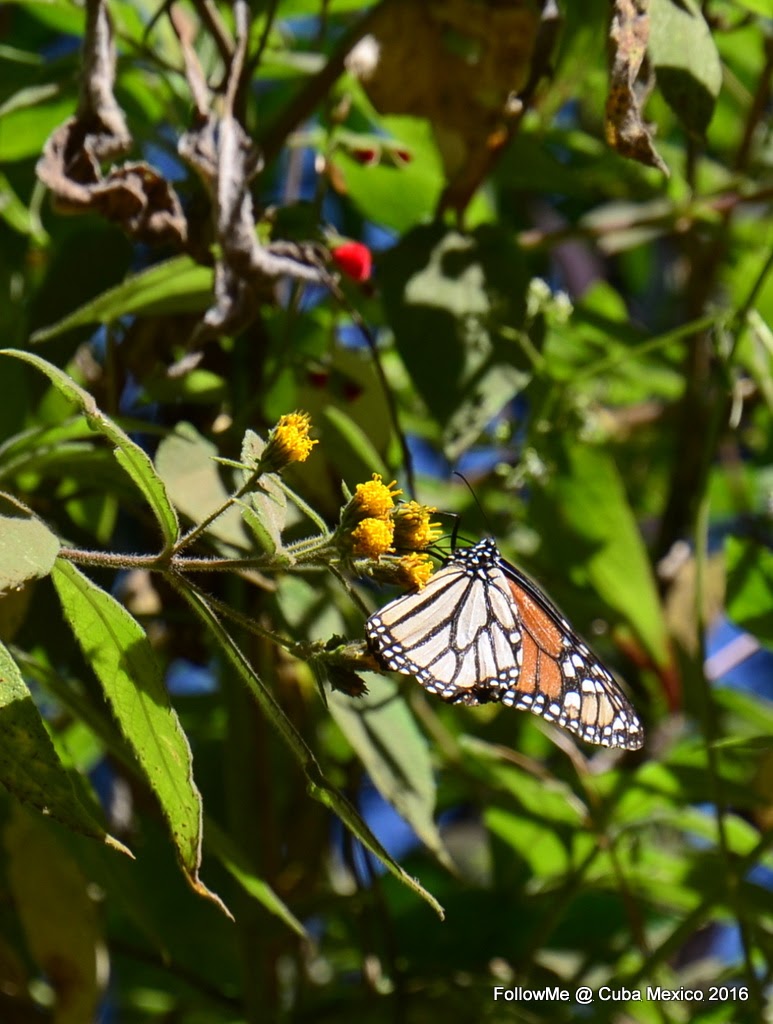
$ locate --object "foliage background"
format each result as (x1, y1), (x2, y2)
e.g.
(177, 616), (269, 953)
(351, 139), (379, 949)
(0, 0), (772, 1022)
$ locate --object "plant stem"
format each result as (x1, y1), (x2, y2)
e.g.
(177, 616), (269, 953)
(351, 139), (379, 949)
(694, 493), (763, 1010)
(173, 465), (264, 555)
(57, 545), (282, 575)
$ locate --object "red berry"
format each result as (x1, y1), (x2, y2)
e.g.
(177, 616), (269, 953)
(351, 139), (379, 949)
(331, 241), (372, 283)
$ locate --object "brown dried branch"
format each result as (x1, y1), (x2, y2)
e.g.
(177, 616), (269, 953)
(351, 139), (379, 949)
(192, 0), (234, 66)
(178, 0), (326, 341)
(169, 4), (211, 118)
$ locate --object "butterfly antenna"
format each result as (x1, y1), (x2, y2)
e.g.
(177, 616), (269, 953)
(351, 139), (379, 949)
(423, 511), (461, 558)
(453, 471), (495, 541)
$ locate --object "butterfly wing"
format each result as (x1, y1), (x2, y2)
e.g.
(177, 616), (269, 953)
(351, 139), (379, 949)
(366, 539), (644, 751)
(497, 559), (643, 750)
(366, 545), (523, 705)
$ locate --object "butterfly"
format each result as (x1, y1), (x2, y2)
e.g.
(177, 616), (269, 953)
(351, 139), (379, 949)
(366, 538), (643, 750)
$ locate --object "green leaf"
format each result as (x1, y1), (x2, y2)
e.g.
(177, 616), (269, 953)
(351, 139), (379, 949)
(461, 736), (587, 828)
(331, 117), (445, 233)
(50, 561), (228, 916)
(540, 443), (670, 667)
(0, 350), (179, 550)
(176, 579), (445, 919)
(725, 536), (773, 648)
(0, 416), (167, 486)
(141, 368), (228, 405)
(2, 0), (85, 35)
(485, 805), (571, 880)
(713, 686), (773, 741)
(0, 641), (129, 854)
(0, 171), (48, 242)
(649, 0), (722, 135)
(0, 492), (60, 592)
(30, 256), (213, 343)
(274, 0), (375, 16)
(445, 361), (530, 460)
(0, 87), (76, 162)
(321, 406), (389, 484)
(0, 417), (98, 469)
(329, 675), (452, 869)
(204, 817), (310, 940)
(295, 345), (394, 488)
(156, 423), (247, 549)
(5, 805), (104, 1024)
(380, 224), (531, 456)
(729, 0), (772, 13)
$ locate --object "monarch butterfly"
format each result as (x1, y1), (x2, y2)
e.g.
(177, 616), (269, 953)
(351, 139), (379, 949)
(366, 538), (643, 750)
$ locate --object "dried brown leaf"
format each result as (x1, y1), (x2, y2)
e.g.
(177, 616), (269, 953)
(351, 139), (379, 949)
(606, 0), (669, 174)
(36, 0), (187, 246)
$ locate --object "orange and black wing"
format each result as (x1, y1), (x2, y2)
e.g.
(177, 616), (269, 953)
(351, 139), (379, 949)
(497, 557), (643, 750)
(366, 538), (643, 751)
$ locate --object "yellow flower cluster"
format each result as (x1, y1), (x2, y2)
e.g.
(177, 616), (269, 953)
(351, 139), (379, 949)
(340, 474), (441, 589)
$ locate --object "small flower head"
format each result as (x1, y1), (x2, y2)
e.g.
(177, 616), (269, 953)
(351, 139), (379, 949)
(344, 34), (381, 81)
(394, 552), (435, 590)
(353, 474), (402, 519)
(392, 501), (442, 551)
(350, 517), (395, 558)
(367, 552), (436, 590)
(260, 411), (317, 472)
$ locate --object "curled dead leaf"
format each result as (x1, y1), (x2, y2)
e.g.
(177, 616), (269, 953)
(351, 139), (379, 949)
(606, 0), (669, 174)
(36, 0), (187, 246)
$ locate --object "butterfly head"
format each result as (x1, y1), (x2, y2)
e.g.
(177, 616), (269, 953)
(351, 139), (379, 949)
(451, 537), (500, 575)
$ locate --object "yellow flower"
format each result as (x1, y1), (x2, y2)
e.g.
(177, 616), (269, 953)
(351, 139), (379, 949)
(274, 411), (317, 462)
(350, 517), (394, 558)
(392, 501), (442, 550)
(353, 474), (402, 518)
(367, 552), (436, 590)
(394, 552), (435, 590)
(260, 411), (317, 471)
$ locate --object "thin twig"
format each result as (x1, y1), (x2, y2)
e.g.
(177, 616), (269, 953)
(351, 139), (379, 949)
(191, 0), (234, 65)
(693, 493), (764, 1011)
(257, 0), (392, 165)
(246, 0), (281, 77)
(174, 465), (262, 554)
(224, 0), (249, 117)
(179, 573), (297, 651)
(734, 33), (773, 172)
(328, 561), (370, 617)
(327, 275), (416, 496)
(169, 3), (210, 116)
